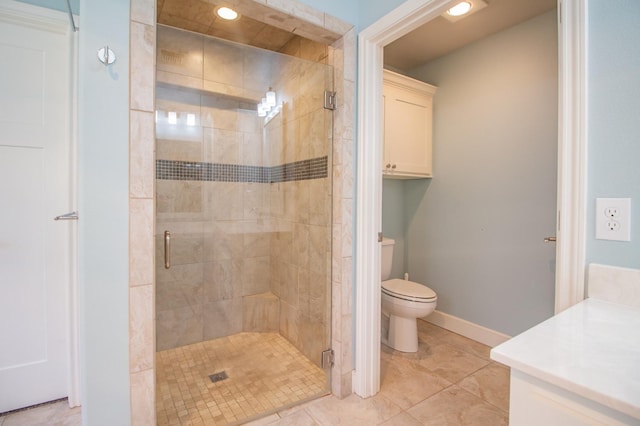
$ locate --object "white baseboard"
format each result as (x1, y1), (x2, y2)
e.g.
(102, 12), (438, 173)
(421, 310), (511, 347)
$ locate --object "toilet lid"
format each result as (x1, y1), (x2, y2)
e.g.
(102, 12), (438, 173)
(382, 279), (437, 301)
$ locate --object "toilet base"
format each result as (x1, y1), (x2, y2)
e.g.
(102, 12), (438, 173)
(386, 314), (418, 353)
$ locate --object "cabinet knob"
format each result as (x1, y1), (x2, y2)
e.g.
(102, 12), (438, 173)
(392, 164), (396, 169)
(386, 163), (391, 169)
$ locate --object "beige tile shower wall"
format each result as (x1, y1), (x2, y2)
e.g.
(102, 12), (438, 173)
(156, 31), (334, 369)
(129, 3), (354, 423)
(279, 35), (328, 63)
(154, 28), (274, 351)
(269, 178), (332, 368)
(154, 84), (273, 350)
(157, 25), (268, 101)
(328, 27), (356, 398)
(129, 0), (156, 424)
(265, 47), (333, 368)
(249, 0), (355, 398)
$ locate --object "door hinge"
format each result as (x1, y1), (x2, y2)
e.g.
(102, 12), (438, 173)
(324, 90), (337, 110)
(321, 348), (334, 369)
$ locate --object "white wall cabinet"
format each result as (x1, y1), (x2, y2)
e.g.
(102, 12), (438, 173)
(383, 69), (437, 178)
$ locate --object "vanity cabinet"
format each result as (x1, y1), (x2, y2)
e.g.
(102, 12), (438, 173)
(509, 370), (637, 425)
(491, 298), (640, 426)
(383, 69), (437, 178)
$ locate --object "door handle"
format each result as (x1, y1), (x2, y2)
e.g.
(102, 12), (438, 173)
(544, 236), (556, 243)
(54, 211), (78, 221)
(164, 230), (171, 269)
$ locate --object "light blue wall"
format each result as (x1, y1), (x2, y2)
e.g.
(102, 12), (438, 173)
(586, 0), (640, 268)
(382, 179), (408, 278)
(382, 11), (559, 336)
(23, 0), (385, 28)
(16, 0), (79, 13)
(77, 0), (130, 424)
(357, 0), (406, 29)
(297, 0), (357, 28)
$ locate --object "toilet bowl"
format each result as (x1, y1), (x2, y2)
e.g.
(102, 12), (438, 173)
(382, 278), (437, 352)
(381, 238), (437, 353)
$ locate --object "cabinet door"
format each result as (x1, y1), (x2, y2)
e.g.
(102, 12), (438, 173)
(383, 84), (432, 177)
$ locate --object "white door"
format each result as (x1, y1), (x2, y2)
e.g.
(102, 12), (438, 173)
(0, 4), (73, 412)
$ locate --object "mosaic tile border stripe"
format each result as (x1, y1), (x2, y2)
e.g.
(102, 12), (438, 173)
(156, 156), (328, 183)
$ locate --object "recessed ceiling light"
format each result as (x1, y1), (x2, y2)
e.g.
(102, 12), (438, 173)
(442, 0), (487, 22)
(216, 6), (239, 21)
(447, 1), (472, 17)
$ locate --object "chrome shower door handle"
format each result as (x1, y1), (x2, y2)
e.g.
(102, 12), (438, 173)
(164, 230), (171, 269)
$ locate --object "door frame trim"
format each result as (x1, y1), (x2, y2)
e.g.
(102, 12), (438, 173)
(354, 0), (586, 397)
(0, 0), (80, 408)
(554, 0), (587, 315)
(68, 23), (80, 408)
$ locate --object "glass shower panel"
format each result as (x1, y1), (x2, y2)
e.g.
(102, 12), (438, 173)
(155, 26), (333, 416)
(265, 52), (334, 371)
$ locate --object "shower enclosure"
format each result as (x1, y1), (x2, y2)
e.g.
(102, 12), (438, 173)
(154, 25), (333, 424)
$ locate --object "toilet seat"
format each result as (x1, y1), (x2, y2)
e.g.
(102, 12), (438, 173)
(382, 279), (437, 303)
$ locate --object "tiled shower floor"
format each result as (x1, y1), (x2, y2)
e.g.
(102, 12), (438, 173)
(156, 332), (328, 425)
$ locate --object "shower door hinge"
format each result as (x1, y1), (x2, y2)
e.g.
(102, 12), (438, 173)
(321, 349), (334, 369)
(324, 91), (337, 110)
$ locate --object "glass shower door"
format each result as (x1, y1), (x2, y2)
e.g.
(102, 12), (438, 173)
(155, 27), (334, 424)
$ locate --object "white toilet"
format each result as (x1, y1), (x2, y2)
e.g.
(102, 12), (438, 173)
(381, 238), (437, 352)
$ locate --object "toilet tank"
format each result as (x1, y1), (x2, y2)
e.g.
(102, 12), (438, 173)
(381, 238), (395, 281)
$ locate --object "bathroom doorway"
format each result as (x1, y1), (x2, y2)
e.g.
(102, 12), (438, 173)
(355, 0), (586, 397)
(154, 24), (333, 424)
(382, 3), (559, 335)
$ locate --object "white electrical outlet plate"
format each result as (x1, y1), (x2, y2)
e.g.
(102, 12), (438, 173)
(595, 198), (631, 241)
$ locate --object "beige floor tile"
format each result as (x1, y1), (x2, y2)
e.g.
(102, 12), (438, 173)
(379, 361), (452, 410)
(380, 341), (416, 374)
(2, 323), (508, 426)
(415, 342), (490, 383)
(157, 332), (328, 425)
(303, 393), (402, 425)
(0, 400), (81, 426)
(457, 362), (510, 412)
(433, 328), (492, 360)
(382, 337), (443, 375)
(267, 409), (319, 425)
(407, 385), (508, 425)
(242, 413), (282, 425)
(274, 394), (331, 418)
(417, 319), (450, 343)
(379, 411), (423, 425)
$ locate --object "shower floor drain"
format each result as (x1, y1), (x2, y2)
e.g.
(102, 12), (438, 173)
(208, 371), (229, 383)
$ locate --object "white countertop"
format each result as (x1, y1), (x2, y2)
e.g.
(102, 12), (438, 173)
(491, 297), (640, 419)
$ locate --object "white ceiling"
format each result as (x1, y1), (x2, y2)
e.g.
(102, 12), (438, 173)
(383, 0), (557, 70)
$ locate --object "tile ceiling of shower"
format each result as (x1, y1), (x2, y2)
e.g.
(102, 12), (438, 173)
(157, 0), (340, 53)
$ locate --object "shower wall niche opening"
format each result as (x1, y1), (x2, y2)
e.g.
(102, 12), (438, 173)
(154, 24), (333, 424)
